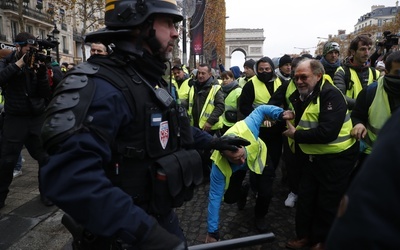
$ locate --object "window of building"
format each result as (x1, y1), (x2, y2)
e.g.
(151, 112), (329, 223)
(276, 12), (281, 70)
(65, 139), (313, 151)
(11, 20), (19, 40)
(26, 25), (33, 34)
(39, 29), (46, 40)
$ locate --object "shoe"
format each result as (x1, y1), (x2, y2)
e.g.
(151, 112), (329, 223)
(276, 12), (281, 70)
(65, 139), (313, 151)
(41, 195), (54, 206)
(310, 242), (325, 250)
(13, 170), (22, 178)
(237, 183), (249, 210)
(286, 238), (310, 249)
(285, 192), (298, 208)
(254, 217), (269, 233)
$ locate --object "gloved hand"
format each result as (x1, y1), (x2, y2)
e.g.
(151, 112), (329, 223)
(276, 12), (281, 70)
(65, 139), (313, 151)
(209, 135), (250, 152)
(139, 221), (186, 250)
(205, 231), (220, 243)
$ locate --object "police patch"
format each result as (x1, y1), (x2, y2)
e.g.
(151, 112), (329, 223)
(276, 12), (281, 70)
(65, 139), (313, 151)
(159, 121), (169, 149)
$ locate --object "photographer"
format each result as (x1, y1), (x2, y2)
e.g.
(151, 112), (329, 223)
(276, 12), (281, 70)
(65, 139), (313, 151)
(0, 32), (52, 209)
(370, 31), (399, 67)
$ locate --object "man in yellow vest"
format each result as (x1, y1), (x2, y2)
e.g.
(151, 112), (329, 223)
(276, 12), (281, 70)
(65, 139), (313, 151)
(333, 35), (380, 110)
(283, 59), (358, 250)
(239, 56), (286, 171)
(205, 104), (294, 243)
(349, 51), (400, 181)
(171, 64), (191, 107)
(187, 63), (225, 178)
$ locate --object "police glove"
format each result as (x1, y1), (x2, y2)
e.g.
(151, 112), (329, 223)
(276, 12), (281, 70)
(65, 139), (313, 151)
(209, 135), (251, 151)
(139, 221), (186, 250)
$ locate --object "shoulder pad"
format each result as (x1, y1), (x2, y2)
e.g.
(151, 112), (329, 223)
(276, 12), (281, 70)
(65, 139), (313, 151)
(67, 62), (100, 76)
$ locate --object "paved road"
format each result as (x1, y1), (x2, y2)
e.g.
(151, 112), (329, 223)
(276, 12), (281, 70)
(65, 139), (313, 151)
(0, 150), (299, 250)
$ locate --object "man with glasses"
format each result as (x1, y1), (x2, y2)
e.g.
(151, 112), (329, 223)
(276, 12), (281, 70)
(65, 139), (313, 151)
(0, 32), (52, 208)
(205, 104), (294, 242)
(283, 59), (358, 250)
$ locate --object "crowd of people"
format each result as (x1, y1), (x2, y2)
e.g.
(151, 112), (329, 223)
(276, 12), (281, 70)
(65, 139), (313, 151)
(0, 0), (399, 249)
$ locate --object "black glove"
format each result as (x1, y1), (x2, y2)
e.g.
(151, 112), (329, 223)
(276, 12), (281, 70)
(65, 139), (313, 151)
(139, 221), (186, 250)
(209, 135), (251, 151)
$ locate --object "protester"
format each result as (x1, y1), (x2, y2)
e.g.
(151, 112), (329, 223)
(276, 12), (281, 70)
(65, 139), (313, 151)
(205, 104), (294, 242)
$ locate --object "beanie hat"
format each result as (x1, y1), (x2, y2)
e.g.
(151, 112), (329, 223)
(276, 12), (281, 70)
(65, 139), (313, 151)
(279, 55), (292, 68)
(323, 42), (340, 56)
(243, 59), (255, 69)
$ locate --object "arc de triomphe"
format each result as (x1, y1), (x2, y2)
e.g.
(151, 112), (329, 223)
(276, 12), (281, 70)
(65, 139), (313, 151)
(224, 28), (265, 69)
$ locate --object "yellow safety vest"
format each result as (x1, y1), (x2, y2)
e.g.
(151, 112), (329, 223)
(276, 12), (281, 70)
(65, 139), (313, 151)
(364, 78), (391, 154)
(187, 84), (223, 130)
(174, 78), (191, 103)
(222, 87), (242, 127)
(210, 120), (267, 190)
(296, 81), (355, 154)
(336, 66), (378, 99)
(252, 76), (282, 108)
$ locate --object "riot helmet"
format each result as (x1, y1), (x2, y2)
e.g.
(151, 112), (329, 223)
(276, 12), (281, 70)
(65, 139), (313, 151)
(105, 0), (183, 29)
(323, 42), (340, 56)
(85, 0), (183, 43)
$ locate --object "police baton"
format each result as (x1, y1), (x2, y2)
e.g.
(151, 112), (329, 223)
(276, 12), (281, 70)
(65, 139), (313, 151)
(188, 232), (275, 250)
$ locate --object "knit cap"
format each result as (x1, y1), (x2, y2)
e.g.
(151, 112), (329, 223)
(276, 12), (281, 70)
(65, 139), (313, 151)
(279, 55), (292, 68)
(243, 59), (256, 69)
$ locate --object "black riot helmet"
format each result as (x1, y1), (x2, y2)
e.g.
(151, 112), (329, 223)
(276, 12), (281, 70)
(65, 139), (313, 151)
(85, 0), (183, 43)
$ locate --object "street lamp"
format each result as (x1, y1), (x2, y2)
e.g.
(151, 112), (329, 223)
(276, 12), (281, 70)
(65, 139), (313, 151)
(48, 24), (60, 63)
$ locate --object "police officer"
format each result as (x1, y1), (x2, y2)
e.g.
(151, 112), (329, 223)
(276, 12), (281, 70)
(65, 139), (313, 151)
(40, 0), (248, 249)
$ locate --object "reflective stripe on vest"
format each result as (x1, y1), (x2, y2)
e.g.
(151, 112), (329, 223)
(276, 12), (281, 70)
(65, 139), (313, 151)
(210, 120), (267, 190)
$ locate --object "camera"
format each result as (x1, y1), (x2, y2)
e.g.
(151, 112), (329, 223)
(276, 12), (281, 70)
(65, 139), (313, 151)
(24, 39), (55, 69)
(377, 31), (399, 50)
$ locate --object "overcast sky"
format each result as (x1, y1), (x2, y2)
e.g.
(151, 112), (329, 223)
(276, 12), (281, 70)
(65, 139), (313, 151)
(225, 0), (397, 69)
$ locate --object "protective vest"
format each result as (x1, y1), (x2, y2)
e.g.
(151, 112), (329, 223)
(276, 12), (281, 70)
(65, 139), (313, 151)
(222, 87), (242, 127)
(337, 66), (377, 99)
(364, 78), (391, 154)
(42, 58), (200, 214)
(296, 81), (356, 154)
(285, 75), (334, 153)
(210, 120), (267, 190)
(252, 76), (282, 108)
(187, 84), (223, 130)
(173, 78), (191, 103)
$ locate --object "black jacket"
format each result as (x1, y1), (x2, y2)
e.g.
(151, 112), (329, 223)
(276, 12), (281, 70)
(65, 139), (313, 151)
(0, 51), (51, 115)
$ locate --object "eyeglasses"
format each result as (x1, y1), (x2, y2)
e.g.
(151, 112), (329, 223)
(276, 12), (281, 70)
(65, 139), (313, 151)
(15, 39), (37, 46)
(294, 74), (310, 82)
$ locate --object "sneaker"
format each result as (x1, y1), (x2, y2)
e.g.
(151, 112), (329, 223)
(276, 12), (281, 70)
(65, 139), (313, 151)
(285, 192), (298, 208)
(13, 170), (22, 178)
(237, 183), (249, 210)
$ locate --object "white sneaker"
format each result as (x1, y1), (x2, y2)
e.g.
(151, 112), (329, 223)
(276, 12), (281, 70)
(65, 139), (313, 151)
(13, 170), (22, 178)
(285, 192), (298, 207)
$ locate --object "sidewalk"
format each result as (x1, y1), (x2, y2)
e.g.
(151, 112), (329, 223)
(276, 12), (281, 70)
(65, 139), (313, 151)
(0, 149), (298, 250)
(0, 149), (71, 250)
